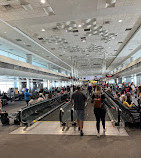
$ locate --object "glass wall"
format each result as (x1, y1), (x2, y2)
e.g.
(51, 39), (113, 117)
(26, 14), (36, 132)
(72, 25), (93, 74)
(0, 50), (70, 76)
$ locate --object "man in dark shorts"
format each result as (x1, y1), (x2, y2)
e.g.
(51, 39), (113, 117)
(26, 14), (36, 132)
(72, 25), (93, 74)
(71, 86), (87, 136)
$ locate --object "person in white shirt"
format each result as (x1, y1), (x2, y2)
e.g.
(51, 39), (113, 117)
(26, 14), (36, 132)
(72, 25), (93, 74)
(131, 82), (136, 97)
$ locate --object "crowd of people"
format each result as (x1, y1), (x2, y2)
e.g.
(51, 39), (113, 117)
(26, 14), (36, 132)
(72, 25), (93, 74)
(105, 82), (141, 108)
(70, 81), (141, 137)
(24, 85), (77, 106)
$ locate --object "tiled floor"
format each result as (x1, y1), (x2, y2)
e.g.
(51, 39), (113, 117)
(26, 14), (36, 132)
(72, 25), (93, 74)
(11, 121), (128, 136)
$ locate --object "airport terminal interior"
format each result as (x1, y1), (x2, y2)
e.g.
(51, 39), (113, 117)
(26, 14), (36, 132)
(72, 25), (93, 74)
(0, 0), (141, 158)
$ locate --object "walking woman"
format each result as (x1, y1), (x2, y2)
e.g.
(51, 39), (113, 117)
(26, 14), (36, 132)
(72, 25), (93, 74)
(92, 85), (106, 137)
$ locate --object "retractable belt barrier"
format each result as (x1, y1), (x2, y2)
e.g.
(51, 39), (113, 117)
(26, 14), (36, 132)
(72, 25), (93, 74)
(105, 91), (140, 125)
(20, 93), (70, 126)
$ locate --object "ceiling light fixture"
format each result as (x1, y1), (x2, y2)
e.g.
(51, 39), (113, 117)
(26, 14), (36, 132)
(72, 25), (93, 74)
(118, 20), (123, 23)
(41, 0), (46, 4)
(78, 25), (82, 28)
(41, 29), (45, 32)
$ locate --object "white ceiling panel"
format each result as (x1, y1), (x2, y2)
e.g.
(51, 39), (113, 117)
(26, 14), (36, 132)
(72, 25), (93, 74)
(0, 0), (141, 76)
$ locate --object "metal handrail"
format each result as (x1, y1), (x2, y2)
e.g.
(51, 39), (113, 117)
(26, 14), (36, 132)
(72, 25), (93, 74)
(20, 93), (70, 126)
(105, 90), (140, 124)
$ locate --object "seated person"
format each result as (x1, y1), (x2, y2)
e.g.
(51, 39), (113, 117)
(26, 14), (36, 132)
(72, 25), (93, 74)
(106, 88), (114, 96)
(115, 93), (121, 100)
(119, 91), (126, 102)
(36, 93), (45, 103)
(64, 90), (68, 94)
(56, 90), (61, 96)
(28, 96), (36, 105)
(48, 92), (52, 99)
(114, 91), (120, 99)
(122, 96), (134, 108)
(126, 92), (132, 105)
(60, 90), (64, 94)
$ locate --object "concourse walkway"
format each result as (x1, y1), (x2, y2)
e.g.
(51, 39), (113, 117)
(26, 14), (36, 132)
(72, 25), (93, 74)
(10, 100), (128, 136)
(11, 121), (128, 136)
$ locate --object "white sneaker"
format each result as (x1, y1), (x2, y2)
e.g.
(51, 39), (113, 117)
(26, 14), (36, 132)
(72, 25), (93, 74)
(103, 128), (107, 132)
(97, 133), (100, 137)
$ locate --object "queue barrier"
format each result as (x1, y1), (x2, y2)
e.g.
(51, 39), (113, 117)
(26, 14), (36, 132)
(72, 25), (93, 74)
(20, 93), (70, 126)
(105, 91), (140, 125)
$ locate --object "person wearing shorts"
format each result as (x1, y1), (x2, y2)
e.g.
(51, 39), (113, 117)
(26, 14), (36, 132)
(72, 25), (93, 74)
(71, 86), (87, 136)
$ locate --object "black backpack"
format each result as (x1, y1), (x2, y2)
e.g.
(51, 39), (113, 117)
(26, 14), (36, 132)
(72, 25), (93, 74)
(0, 112), (9, 125)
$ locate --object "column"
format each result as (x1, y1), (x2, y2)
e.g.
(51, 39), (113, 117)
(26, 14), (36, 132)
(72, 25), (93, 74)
(58, 68), (62, 73)
(134, 74), (137, 86)
(122, 77), (126, 83)
(17, 78), (22, 91)
(43, 79), (47, 88)
(14, 79), (17, 88)
(30, 79), (33, 91)
(130, 57), (134, 63)
(48, 63), (52, 70)
(71, 67), (74, 77)
(26, 78), (30, 89)
(47, 80), (50, 90)
(26, 54), (32, 64)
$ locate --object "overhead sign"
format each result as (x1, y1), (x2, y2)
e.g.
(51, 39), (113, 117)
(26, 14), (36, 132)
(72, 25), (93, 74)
(106, 74), (113, 78)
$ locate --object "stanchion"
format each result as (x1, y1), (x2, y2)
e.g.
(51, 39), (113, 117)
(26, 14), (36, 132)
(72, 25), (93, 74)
(71, 108), (73, 122)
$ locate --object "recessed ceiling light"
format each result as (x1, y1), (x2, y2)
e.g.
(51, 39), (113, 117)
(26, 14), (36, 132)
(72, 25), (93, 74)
(109, 47), (111, 49)
(78, 25), (82, 27)
(41, 29), (45, 32)
(82, 40), (86, 42)
(41, 0), (46, 4)
(118, 20), (123, 23)
(4, 32), (7, 34)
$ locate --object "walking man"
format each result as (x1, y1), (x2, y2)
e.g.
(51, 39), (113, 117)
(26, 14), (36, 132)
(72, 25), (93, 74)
(71, 86), (87, 136)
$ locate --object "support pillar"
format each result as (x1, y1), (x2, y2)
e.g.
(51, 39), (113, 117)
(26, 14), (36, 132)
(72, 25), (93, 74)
(26, 54), (32, 64)
(134, 74), (137, 86)
(26, 78), (30, 89)
(43, 79), (47, 88)
(130, 57), (134, 63)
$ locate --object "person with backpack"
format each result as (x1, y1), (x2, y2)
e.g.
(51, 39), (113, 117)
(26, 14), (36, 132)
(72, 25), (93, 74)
(91, 85), (107, 137)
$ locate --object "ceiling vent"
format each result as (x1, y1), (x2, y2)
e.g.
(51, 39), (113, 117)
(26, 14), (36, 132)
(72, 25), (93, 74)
(38, 37), (44, 40)
(81, 37), (86, 40)
(125, 28), (132, 31)
(118, 42), (123, 44)
(105, 0), (116, 8)
(16, 39), (22, 41)
(84, 29), (91, 32)
(104, 21), (110, 24)
(26, 45), (31, 47)
(73, 30), (79, 33)
(52, 27), (59, 31)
